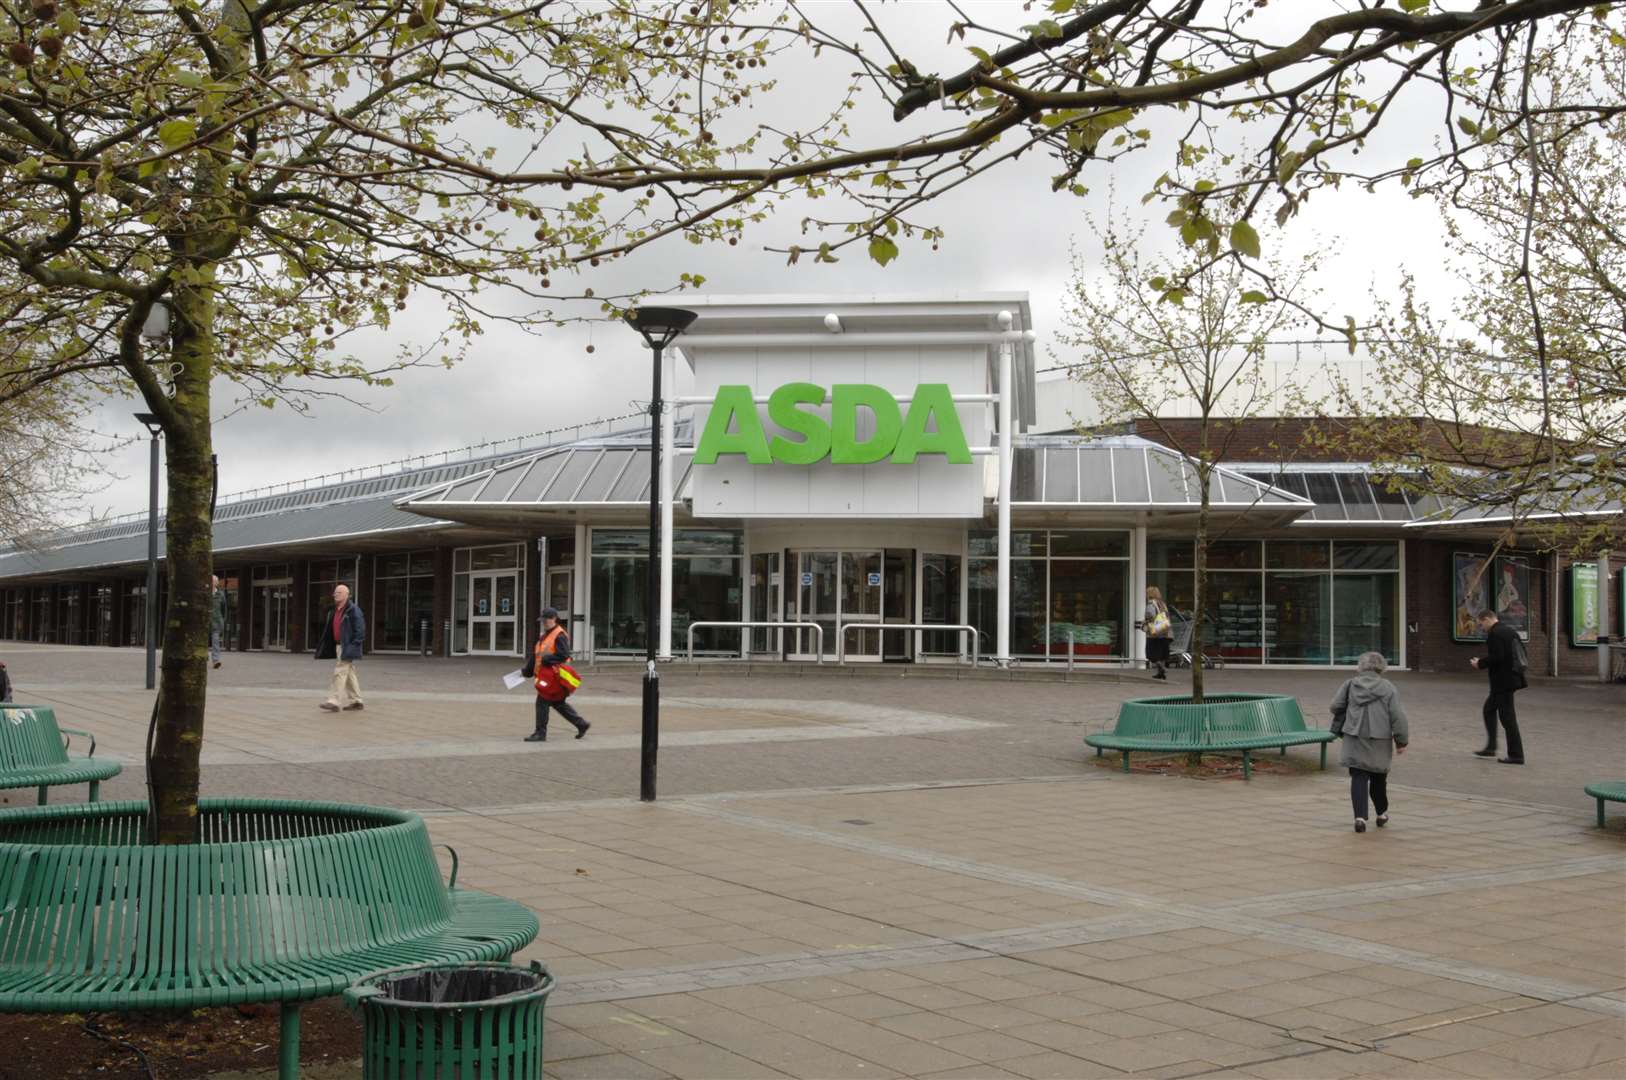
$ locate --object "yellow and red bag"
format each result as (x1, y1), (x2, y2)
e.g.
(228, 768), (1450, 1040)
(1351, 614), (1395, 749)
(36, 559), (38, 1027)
(534, 662), (582, 702)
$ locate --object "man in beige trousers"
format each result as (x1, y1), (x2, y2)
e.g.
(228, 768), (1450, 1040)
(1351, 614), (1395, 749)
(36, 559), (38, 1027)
(314, 583), (366, 712)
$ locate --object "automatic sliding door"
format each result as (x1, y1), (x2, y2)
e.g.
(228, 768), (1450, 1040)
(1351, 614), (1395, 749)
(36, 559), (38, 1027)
(794, 552), (838, 659)
(842, 551), (882, 660)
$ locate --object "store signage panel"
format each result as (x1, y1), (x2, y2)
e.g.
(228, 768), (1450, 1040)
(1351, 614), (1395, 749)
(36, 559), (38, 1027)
(694, 383), (971, 466)
(688, 343), (988, 519)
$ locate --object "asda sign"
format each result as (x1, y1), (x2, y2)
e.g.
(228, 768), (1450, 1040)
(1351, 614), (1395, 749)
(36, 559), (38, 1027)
(694, 383), (972, 466)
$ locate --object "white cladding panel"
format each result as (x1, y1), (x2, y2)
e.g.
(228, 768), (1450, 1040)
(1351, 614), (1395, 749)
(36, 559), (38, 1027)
(690, 345), (988, 518)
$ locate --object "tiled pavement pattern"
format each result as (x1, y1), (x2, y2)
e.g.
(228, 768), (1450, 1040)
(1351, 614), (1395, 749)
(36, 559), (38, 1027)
(0, 645), (1622, 1077)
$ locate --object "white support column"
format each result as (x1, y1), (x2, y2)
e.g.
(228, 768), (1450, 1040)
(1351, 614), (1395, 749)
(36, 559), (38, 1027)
(1132, 524), (1148, 664)
(658, 346), (677, 661)
(573, 521), (589, 658)
(996, 312), (1014, 667)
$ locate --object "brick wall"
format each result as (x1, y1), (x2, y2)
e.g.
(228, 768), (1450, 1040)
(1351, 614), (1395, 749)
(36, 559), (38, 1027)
(1405, 541), (1621, 678)
(1130, 416), (1554, 466)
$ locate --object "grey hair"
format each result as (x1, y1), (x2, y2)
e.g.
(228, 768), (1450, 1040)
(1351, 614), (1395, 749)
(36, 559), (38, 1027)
(1356, 651), (1388, 674)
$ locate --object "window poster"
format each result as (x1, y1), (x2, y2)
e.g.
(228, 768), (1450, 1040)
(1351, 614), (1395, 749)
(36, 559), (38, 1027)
(1493, 556), (1530, 641)
(1452, 552), (1491, 642)
(1571, 562), (1600, 648)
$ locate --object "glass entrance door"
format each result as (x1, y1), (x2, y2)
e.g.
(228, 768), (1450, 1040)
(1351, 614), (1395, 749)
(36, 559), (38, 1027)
(791, 550), (883, 660)
(469, 572), (519, 654)
(255, 584), (289, 651)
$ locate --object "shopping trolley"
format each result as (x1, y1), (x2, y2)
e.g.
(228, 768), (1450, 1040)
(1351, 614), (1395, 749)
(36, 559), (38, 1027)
(1169, 609), (1224, 670)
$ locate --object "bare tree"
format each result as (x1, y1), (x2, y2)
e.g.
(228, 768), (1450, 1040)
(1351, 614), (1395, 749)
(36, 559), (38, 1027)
(1058, 217), (1317, 700)
(1347, 13), (1626, 553)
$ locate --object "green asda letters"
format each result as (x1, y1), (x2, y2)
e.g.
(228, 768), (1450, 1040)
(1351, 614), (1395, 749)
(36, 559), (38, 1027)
(693, 383), (971, 465)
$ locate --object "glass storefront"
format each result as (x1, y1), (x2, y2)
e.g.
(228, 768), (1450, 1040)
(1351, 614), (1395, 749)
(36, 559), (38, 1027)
(375, 551), (436, 652)
(590, 529), (743, 655)
(968, 530), (1131, 660)
(1147, 539), (1401, 665)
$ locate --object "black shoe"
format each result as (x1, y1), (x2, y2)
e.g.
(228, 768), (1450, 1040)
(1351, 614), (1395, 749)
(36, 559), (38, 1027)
(1375, 814), (1388, 828)
(1498, 757), (1524, 765)
(1354, 819), (1367, 833)
(524, 731), (547, 742)
(574, 720), (590, 739)
(1153, 671), (1167, 680)
(1472, 748), (1497, 758)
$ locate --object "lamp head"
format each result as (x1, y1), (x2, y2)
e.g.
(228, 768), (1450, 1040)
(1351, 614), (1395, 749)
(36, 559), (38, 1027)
(140, 302), (171, 340)
(624, 306), (698, 350)
(133, 412), (163, 436)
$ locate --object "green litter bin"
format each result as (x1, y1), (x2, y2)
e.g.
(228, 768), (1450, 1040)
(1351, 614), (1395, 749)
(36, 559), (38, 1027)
(345, 961), (555, 1079)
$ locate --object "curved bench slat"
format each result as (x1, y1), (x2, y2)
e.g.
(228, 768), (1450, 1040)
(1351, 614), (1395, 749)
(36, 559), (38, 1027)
(1086, 694), (1333, 779)
(1583, 781), (1626, 828)
(0, 800), (540, 1015)
(0, 706), (121, 805)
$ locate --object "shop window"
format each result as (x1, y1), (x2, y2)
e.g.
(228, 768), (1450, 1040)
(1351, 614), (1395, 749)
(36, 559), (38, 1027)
(1147, 538), (1194, 569)
(1050, 531), (1129, 558)
(1266, 540), (1330, 570)
(1267, 572), (1331, 663)
(1206, 540), (1262, 569)
(1334, 541), (1400, 571)
(1333, 574), (1399, 664)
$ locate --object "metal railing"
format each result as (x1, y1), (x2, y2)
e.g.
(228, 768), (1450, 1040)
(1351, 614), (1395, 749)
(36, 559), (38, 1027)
(684, 620), (825, 663)
(836, 622), (979, 667)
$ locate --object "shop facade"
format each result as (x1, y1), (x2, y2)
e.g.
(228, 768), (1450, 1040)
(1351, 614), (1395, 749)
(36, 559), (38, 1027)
(1, 295), (1619, 676)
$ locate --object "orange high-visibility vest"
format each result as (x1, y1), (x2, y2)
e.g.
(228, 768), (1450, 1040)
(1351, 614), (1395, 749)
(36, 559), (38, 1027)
(533, 627), (581, 699)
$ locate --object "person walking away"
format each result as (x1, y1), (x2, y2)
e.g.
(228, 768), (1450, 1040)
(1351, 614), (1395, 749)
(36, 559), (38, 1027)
(209, 575), (227, 670)
(1471, 609), (1526, 764)
(315, 583), (366, 712)
(521, 608), (588, 742)
(0, 660), (12, 703)
(1330, 651), (1409, 833)
(1141, 586), (1173, 680)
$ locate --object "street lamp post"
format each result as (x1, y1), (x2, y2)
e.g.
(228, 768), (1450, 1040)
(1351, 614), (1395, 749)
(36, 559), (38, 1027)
(623, 306), (698, 802)
(134, 413), (164, 691)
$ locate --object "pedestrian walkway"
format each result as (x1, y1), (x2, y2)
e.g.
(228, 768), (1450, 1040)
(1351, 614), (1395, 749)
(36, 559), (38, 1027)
(0, 646), (1619, 1077)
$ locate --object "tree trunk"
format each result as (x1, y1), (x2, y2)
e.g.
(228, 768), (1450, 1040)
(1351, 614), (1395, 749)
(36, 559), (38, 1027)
(146, 280), (216, 845)
(1192, 465), (1210, 704)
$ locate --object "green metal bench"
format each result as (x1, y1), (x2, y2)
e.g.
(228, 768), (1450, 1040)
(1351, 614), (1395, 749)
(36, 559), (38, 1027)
(0, 798), (540, 1079)
(1584, 781), (1626, 828)
(1084, 693), (1334, 779)
(0, 704), (120, 805)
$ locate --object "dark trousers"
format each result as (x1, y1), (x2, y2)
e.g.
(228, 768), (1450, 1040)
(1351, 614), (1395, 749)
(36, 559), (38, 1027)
(1349, 768), (1389, 820)
(1482, 691), (1524, 759)
(535, 695), (586, 735)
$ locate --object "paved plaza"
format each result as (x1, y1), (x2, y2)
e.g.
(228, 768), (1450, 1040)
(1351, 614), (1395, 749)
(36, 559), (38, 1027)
(2, 645), (1624, 1079)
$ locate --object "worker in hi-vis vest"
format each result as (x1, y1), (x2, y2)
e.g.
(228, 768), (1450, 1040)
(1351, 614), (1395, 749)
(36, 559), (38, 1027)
(520, 607), (588, 742)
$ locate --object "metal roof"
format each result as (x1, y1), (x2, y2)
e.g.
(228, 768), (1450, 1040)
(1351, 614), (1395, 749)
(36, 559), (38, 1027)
(1227, 465), (1444, 525)
(1013, 437), (1311, 511)
(403, 439), (695, 509)
(0, 496), (452, 579)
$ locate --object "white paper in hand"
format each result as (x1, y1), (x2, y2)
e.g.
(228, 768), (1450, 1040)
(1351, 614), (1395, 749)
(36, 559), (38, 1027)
(502, 669), (526, 691)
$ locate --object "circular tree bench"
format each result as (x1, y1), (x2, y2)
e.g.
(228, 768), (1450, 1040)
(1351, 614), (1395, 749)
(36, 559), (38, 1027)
(0, 704), (121, 804)
(1584, 781), (1626, 828)
(1084, 693), (1334, 779)
(0, 798), (539, 1079)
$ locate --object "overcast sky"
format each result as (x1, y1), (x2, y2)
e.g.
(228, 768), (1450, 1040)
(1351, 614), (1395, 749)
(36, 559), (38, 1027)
(76, 1), (1472, 521)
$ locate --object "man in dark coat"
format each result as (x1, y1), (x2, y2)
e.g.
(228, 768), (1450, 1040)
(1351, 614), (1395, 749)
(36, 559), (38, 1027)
(520, 608), (588, 742)
(1471, 609), (1526, 764)
(315, 583), (366, 712)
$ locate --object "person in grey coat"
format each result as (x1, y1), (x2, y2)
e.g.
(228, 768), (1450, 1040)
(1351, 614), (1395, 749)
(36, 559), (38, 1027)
(1330, 651), (1409, 833)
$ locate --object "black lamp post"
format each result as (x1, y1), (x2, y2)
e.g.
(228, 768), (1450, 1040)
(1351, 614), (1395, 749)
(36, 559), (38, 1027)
(623, 306), (698, 802)
(134, 412), (164, 691)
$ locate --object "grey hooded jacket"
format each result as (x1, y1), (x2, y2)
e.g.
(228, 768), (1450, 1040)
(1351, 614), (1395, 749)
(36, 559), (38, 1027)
(1329, 674), (1410, 773)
